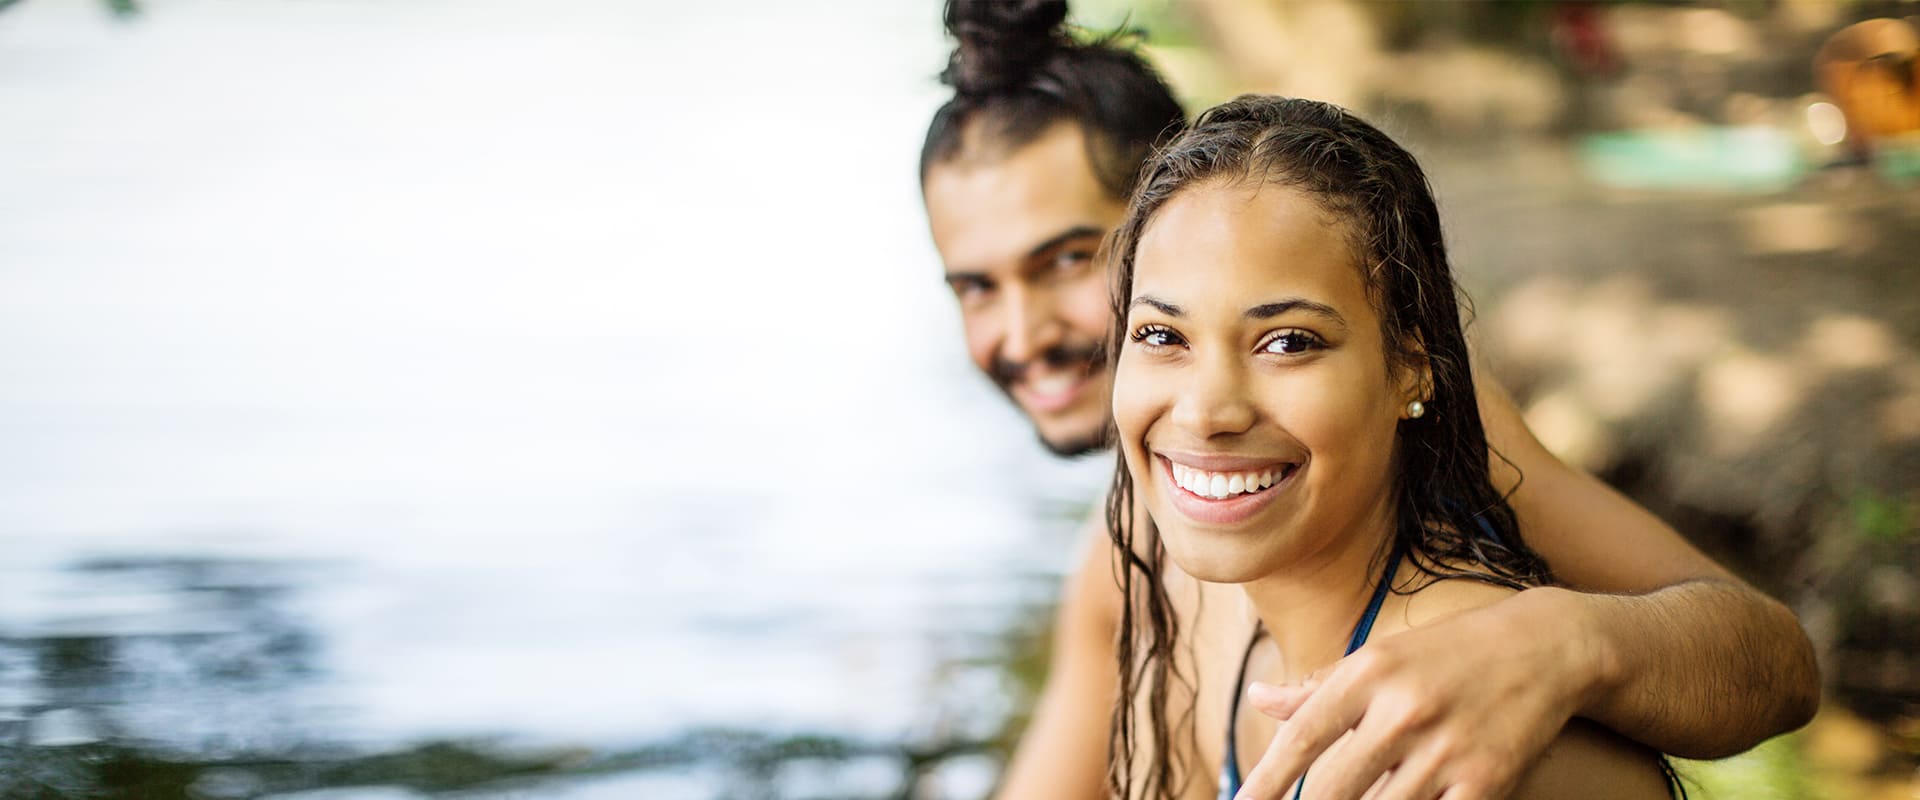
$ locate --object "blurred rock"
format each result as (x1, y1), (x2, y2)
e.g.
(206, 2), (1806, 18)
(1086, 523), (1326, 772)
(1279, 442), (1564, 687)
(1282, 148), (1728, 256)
(1866, 565), (1920, 615)
(1523, 390), (1613, 472)
(1700, 350), (1805, 455)
(1881, 390), (1920, 444)
(1805, 314), (1901, 373)
(1740, 202), (1850, 254)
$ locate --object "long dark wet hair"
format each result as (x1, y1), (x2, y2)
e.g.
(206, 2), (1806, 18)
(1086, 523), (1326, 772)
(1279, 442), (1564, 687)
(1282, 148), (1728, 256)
(1101, 96), (1555, 800)
(919, 0), (1185, 202)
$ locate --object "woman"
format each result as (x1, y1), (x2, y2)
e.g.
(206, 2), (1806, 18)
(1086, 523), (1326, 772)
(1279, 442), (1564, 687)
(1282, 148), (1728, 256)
(1103, 96), (1678, 800)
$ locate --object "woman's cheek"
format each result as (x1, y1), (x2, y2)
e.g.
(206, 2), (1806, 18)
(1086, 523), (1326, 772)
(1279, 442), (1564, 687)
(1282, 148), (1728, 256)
(1110, 361), (1150, 461)
(1112, 357), (1177, 489)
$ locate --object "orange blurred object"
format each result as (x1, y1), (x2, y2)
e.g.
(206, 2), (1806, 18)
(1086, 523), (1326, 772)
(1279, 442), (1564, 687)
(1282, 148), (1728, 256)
(1814, 18), (1920, 157)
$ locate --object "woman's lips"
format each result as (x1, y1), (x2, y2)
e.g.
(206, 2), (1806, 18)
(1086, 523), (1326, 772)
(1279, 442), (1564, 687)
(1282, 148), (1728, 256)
(1157, 453), (1297, 525)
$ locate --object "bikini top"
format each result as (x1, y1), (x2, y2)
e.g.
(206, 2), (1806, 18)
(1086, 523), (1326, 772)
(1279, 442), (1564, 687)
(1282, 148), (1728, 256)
(1218, 545), (1403, 800)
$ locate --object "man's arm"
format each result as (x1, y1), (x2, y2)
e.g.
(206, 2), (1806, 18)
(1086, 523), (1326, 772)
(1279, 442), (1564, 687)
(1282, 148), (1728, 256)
(994, 513), (1119, 800)
(1479, 377), (1819, 756)
(1232, 379), (1818, 800)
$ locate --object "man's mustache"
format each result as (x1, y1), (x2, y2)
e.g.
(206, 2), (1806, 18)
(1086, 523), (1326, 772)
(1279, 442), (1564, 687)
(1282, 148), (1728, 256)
(990, 341), (1108, 388)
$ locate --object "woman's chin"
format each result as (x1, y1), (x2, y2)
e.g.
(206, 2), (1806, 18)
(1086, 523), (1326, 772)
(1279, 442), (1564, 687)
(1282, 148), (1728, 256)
(1161, 534), (1273, 585)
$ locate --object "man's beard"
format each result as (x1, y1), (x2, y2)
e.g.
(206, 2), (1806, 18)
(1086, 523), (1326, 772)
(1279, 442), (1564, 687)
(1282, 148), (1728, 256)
(990, 340), (1111, 458)
(1037, 425), (1110, 458)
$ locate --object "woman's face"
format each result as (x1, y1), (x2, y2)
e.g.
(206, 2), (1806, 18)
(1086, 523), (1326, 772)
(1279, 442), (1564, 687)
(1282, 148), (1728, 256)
(1112, 182), (1419, 583)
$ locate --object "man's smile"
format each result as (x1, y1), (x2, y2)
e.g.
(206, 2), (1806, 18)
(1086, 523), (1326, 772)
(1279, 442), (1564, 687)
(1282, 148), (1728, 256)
(1010, 361), (1100, 413)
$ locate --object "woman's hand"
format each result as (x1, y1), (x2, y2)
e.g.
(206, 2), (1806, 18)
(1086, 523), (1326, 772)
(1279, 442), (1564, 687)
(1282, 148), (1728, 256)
(1232, 588), (1604, 800)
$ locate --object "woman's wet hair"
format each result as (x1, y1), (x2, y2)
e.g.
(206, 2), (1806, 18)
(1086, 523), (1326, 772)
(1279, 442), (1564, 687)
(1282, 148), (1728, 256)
(919, 0), (1185, 200)
(1101, 96), (1555, 800)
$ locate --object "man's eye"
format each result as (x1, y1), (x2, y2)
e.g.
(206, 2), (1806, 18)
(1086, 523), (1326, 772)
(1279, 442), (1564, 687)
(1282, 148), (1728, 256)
(1259, 330), (1323, 355)
(1052, 249), (1094, 272)
(1130, 324), (1185, 348)
(948, 277), (993, 301)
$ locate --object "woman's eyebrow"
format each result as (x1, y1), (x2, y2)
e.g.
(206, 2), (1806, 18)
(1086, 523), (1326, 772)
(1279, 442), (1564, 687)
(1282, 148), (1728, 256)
(1130, 295), (1182, 316)
(1245, 298), (1348, 330)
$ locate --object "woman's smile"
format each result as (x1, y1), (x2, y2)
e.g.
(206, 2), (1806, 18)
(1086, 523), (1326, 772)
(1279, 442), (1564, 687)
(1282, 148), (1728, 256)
(1156, 452), (1299, 525)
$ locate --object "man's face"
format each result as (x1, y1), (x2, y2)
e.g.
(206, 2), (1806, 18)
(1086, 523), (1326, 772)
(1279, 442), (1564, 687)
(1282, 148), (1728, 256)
(922, 123), (1127, 456)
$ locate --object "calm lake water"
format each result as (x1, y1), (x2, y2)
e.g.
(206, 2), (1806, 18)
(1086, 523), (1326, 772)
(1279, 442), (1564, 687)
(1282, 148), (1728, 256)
(0, 2), (1108, 796)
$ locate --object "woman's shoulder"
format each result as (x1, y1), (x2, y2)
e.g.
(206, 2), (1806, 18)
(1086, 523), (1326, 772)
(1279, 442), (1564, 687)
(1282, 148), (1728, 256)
(1515, 719), (1675, 799)
(1383, 556), (1521, 632)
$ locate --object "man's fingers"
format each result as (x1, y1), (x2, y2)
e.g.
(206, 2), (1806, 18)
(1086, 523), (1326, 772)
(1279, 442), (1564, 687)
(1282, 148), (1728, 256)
(1247, 680), (1315, 721)
(1296, 714), (1411, 800)
(1367, 747), (1445, 800)
(1436, 785), (1494, 800)
(1235, 676), (1364, 799)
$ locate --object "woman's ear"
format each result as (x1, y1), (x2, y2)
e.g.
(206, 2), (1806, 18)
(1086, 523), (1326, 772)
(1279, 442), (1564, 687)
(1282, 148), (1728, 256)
(1395, 330), (1433, 419)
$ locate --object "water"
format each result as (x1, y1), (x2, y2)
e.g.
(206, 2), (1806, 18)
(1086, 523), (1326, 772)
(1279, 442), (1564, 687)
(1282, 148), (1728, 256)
(0, 2), (1109, 796)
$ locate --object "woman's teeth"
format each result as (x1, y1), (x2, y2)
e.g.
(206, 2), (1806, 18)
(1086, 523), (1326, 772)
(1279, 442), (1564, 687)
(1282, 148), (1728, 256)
(1170, 462), (1287, 499)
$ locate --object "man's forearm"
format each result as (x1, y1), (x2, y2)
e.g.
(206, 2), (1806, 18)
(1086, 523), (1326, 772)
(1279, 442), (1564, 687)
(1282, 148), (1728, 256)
(1547, 578), (1819, 759)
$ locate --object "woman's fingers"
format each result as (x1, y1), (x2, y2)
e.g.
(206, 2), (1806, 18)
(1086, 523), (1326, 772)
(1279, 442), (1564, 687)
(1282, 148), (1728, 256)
(1247, 680), (1315, 722)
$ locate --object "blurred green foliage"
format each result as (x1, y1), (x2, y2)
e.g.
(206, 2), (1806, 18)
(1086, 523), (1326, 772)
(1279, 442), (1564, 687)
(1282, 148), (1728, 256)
(1852, 490), (1918, 543)
(1676, 733), (1820, 800)
(1072, 0), (1202, 48)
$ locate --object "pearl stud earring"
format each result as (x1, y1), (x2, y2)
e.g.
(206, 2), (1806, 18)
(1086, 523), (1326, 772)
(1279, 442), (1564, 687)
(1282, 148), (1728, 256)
(1407, 400), (1426, 419)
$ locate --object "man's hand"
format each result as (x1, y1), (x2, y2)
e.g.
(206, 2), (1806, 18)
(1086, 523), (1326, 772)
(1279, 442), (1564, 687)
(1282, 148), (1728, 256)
(1232, 588), (1605, 800)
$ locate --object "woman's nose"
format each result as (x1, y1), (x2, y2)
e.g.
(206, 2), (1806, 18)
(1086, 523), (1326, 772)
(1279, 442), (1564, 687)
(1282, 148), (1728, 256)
(1170, 351), (1255, 438)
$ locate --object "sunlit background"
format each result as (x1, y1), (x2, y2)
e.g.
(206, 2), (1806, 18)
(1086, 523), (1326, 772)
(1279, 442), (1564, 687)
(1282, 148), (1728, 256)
(2, 0), (1917, 798)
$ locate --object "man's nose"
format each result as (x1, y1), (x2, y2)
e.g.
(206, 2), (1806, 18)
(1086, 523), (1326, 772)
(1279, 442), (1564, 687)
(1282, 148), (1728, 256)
(1170, 349), (1256, 438)
(1000, 284), (1062, 365)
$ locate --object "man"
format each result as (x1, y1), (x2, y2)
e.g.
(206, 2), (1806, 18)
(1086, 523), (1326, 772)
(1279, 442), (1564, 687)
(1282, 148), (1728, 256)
(918, 2), (1818, 797)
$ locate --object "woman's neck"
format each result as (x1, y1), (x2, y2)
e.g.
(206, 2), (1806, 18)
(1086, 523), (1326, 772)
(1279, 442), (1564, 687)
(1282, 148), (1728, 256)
(1239, 501), (1398, 683)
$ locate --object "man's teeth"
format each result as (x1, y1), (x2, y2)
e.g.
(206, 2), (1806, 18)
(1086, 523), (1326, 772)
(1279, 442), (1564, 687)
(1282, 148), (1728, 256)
(1025, 373), (1080, 397)
(1170, 463), (1287, 499)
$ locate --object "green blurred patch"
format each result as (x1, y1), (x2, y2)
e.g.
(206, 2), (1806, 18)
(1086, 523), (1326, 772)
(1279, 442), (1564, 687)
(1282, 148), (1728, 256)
(1070, 0), (1201, 48)
(1675, 733), (1818, 800)
(1851, 489), (1917, 543)
(1579, 127), (1805, 193)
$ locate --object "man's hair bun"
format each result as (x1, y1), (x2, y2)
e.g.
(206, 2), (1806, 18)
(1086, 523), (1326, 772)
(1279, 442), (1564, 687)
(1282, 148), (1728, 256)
(940, 0), (1071, 97)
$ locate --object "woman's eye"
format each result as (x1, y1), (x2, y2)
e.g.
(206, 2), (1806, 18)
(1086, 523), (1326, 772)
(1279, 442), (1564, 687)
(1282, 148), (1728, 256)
(1130, 324), (1185, 348)
(1260, 331), (1322, 355)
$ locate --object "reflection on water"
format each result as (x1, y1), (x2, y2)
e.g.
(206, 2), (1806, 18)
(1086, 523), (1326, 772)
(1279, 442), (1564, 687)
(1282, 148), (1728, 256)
(0, 0), (1101, 797)
(0, 549), (1068, 798)
(7, 558), (324, 747)
(1, 555), (335, 796)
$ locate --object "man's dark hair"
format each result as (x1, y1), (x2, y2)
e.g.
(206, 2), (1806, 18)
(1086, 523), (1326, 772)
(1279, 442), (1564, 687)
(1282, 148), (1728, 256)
(919, 0), (1185, 200)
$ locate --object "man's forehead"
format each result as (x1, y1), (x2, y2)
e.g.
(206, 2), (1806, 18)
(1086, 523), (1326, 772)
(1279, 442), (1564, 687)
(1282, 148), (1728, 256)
(924, 125), (1123, 273)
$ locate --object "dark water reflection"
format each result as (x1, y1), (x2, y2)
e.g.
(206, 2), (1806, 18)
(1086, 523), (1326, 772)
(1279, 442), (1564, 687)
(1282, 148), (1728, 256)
(0, 555), (1062, 798)
(7, 559), (319, 736)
